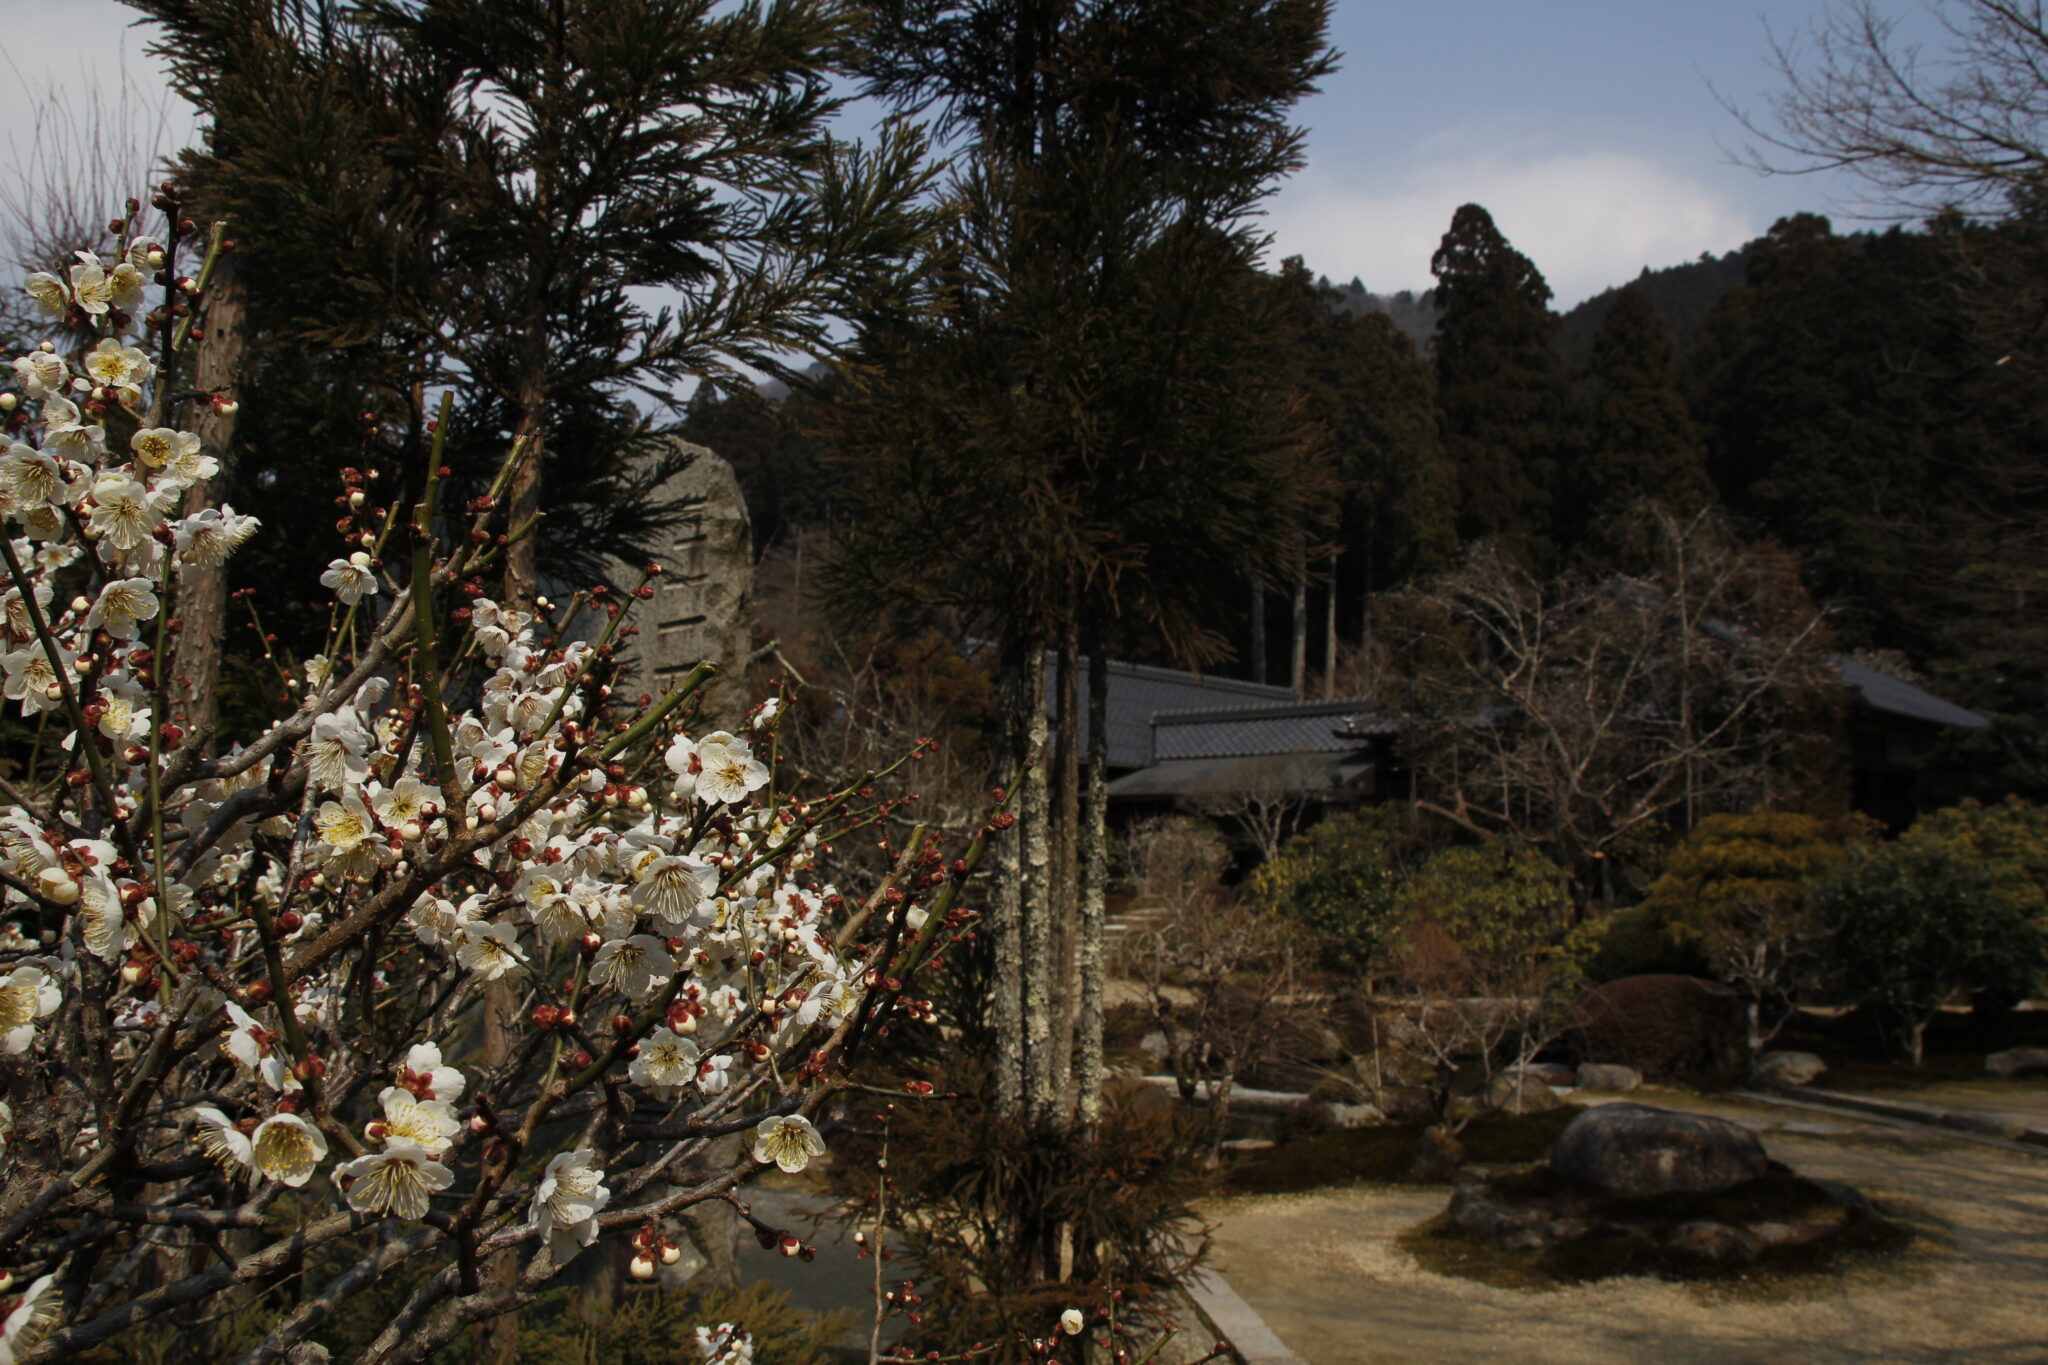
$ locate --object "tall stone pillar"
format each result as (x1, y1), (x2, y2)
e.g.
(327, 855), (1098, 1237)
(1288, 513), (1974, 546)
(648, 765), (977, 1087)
(610, 438), (754, 731)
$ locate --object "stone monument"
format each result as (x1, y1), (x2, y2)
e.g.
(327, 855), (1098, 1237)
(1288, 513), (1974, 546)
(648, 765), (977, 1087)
(607, 437), (754, 732)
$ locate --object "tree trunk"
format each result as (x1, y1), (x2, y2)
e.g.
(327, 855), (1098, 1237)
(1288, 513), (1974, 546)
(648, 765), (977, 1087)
(172, 252), (246, 740)
(1076, 644), (1109, 1125)
(474, 979), (521, 1365)
(1323, 550), (1339, 698)
(501, 363), (547, 610)
(1020, 645), (1057, 1129)
(991, 643), (1031, 1118)
(1250, 585), (1266, 684)
(1051, 621), (1081, 1115)
(1289, 536), (1308, 698)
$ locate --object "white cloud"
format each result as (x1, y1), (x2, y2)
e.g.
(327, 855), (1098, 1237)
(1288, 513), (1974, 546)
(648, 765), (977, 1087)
(1266, 148), (1761, 309)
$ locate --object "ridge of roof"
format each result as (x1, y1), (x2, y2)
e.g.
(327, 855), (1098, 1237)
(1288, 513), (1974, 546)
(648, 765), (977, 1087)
(1148, 696), (1376, 725)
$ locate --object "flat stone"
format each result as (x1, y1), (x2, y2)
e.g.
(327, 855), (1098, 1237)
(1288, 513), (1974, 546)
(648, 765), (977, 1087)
(1987, 1047), (2048, 1078)
(1575, 1063), (1642, 1092)
(1551, 1103), (1770, 1199)
(1485, 1070), (1564, 1114)
(1755, 1051), (1828, 1086)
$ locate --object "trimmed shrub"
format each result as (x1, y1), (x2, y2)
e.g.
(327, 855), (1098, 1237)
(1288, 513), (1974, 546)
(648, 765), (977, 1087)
(1247, 805), (1436, 973)
(1566, 902), (1704, 983)
(1572, 974), (1748, 1081)
(1812, 817), (2048, 1063)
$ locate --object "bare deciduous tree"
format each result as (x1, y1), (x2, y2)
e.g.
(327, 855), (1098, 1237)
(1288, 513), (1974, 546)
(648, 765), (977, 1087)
(1726, 0), (2048, 218)
(1383, 506), (1840, 890)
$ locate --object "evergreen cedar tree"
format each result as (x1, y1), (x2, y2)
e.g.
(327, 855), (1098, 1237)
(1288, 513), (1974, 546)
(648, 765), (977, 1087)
(1429, 202), (1571, 565)
(1566, 282), (1713, 567)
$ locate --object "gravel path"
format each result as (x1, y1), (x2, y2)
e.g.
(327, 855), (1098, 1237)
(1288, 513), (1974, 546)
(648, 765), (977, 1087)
(1200, 1093), (2048, 1364)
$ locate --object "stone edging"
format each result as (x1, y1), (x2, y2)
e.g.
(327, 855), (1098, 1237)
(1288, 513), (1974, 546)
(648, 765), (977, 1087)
(1184, 1266), (1311, 1365)
(1736, 1086), (2048, 1154)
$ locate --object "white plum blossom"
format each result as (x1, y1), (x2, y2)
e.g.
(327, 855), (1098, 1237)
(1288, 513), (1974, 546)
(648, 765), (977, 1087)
(221, 1002), (292, 1092)
(250, 1112), (329, 1187)
(334, 1138), (452, 1219)
(83, 577), (159, 641)
(456, 921), (525, 980)
(529, 1148), (608, 1263)
(589, 934), (675, 1000)
(10, 351), (65, 401)
(695, 1324), (754, 1365)
(1, 643), (72, 716)
(693, 731), (769, 805)
(173, 505), (259, 565)
(627, 1026), (701, 1098)
(0, 1272), (59, 1363)
(84, 339), (151, 405)
(308, 712), (372, 790)
(374, 1089), (460, 1157)
(0, 965), (60, 1053)
(396, 1043), (466, 1104)
(321, 554), (379, 605)
(190, 1107), (254, 1177)
(23, 270), (66, 317)
(750, 1114), (826, 1174)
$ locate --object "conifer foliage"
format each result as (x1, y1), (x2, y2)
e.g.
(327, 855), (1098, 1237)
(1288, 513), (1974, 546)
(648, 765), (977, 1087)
(1429, 203), (1569, 561)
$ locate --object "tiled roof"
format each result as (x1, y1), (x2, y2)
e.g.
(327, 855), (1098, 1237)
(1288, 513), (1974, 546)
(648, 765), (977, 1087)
(1837, 659), (1989, 729)
(1150, 698), (1382, 760)
(1047, 658), (1294, 768)
(1105, 751), (1375, 800)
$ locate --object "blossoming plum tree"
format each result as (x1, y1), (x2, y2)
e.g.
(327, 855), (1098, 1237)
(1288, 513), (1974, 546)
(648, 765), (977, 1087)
(0, 195), (994, 1365)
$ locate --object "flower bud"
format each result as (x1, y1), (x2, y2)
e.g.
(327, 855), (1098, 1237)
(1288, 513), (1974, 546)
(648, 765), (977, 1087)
(37, 867), (79, 904)
(120, 958), (149, 985)
(0, 394), (15, 411)
(628, 1253), (657, 1280)
(660, 1242), (682, 1265)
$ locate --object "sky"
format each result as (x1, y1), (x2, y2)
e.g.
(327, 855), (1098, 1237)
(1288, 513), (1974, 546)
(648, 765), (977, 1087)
(0, 0), (1951, 308)
(1265, 1), (1951, 306)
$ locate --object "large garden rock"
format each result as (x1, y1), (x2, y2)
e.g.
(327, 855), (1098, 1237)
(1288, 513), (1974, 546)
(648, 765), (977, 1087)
(1755, 1051), (1828, 1087)
(1485, 1069), (1564, 1115)
(1551, 1103), (1769, 1199)
(1574, 1063), (1642, 1092)
(1986, 1047), (2048, 1078)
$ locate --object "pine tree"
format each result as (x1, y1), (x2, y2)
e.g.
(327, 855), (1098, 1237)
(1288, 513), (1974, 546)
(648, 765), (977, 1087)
(1429, 203), (1567, 561)
(1565, 282), (1713, 565)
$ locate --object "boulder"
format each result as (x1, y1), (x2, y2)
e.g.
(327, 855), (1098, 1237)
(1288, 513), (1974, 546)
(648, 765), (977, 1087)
(1550, 1103), (1769, 1199)
(1663, 1219), (1759, 1268)
(1754, 1051), (1828, 1087)
(1136, 1031), (1171, 1068)
(1986, 1047), (2048, 1078)
(1575, 1063), (1642, 1093)
(1485, 1070), (1564, 1115)
(1329, 1102), (1387, 1129)
(1522, 1062), (1579, 1088)
(1411, 1126), (1466, 1183)
(1450, 1189), (1553, 1250)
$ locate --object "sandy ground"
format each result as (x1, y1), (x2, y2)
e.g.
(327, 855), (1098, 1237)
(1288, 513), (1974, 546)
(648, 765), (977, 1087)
(1200, 1094), (2048, 1364)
